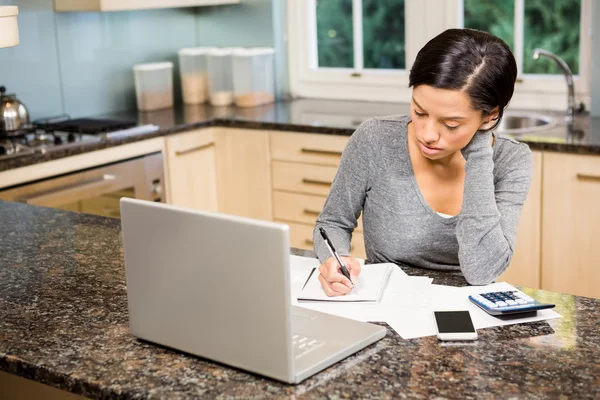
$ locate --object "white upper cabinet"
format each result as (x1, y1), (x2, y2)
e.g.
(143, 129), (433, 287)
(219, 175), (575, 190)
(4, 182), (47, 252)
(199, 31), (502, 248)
(54, 0), (239, 12)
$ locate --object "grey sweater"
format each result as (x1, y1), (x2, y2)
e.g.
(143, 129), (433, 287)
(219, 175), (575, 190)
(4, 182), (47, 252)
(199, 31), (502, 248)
(313, 115), (533, 285)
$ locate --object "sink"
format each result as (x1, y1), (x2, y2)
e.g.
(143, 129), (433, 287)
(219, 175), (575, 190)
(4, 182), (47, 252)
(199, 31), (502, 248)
(495, 112), (557, 135)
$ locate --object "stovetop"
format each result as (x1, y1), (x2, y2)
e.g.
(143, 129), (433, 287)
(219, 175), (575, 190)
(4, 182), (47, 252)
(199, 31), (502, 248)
(0, 116), (160, 160)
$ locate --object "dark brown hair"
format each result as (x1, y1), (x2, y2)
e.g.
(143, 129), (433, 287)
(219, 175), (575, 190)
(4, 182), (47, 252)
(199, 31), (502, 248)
(409, 28), (517, 130)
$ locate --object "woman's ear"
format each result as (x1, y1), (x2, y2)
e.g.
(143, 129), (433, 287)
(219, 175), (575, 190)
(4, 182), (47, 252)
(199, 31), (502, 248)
(480, 106), (500, 130)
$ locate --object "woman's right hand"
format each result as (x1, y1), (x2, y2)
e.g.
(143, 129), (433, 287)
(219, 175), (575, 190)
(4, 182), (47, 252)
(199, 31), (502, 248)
(318, 256), (361, 296)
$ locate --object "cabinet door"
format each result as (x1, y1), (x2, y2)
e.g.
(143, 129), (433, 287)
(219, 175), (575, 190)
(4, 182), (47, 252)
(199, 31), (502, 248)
(215, 128), (273, 220)
(497, 151), (542, 288)
(165, 129), (218, 212)
(542, 152), (600, 299)
(281, 220), (366, 260)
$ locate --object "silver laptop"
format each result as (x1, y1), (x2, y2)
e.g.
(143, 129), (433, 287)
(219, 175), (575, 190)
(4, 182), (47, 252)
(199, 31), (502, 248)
(120, 198), (386, 384)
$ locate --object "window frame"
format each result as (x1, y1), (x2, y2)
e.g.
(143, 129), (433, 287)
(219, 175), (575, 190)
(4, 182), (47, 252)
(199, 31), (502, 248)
(287, 0), (592, 111)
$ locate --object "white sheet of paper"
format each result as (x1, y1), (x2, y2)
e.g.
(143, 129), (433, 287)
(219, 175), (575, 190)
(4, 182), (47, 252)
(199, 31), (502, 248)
(385, 282), (562, 339)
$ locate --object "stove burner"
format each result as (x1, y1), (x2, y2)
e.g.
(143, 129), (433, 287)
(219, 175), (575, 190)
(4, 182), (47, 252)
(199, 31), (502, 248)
(0, 116), (157, 160)
(41, 118), (137, 134)
(0, 140), (34, 157)
(27, 131), (55, 147)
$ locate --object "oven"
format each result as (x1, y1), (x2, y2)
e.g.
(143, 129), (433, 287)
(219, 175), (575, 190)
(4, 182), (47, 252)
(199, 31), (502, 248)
(0, 152), (164, 218)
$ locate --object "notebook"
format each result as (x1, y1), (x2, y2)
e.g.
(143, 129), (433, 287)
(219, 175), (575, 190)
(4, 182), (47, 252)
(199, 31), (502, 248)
(297, 263), (395, 302)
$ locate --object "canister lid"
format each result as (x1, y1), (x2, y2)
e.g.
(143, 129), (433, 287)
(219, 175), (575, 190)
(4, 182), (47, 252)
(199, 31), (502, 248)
(0, 6), (18, 18)
(133, 62), (174, 71)
(232, 47), (275, 56)
(178, 47), (216, 56)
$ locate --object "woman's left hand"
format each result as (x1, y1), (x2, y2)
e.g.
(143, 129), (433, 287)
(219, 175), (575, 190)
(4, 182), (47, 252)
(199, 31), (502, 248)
(461, 129), (493, 161)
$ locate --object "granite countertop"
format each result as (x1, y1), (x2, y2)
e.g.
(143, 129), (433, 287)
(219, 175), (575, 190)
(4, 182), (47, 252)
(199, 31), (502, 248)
(1, 98), (599, 173)
(1, 200), (599, 399)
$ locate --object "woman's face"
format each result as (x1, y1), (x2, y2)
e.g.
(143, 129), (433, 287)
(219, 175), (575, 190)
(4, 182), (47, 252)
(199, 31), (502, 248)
(409, 85), (496, 161)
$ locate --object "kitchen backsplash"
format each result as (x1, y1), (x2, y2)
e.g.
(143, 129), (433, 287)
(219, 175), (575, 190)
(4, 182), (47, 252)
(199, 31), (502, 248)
(0, 0), (280, 120)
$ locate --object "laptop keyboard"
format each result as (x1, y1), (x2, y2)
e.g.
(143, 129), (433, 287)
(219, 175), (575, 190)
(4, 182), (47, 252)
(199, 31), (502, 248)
(293, 334), (325, 360)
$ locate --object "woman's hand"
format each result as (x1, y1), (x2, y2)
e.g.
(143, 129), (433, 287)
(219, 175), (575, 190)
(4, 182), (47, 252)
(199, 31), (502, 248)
(461, 129), (493, 161)
(318, 256), (362, 296)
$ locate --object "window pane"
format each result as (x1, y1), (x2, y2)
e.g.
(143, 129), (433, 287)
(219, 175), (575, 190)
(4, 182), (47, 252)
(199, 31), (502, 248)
(463, 0), (514, 50)
(363, 0), (405, 69)
(316, 0), (354, 68)
(523, 0), (580, 75)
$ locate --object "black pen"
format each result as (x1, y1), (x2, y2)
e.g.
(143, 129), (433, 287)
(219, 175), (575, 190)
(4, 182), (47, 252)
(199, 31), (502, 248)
(318, 227), (353, 286)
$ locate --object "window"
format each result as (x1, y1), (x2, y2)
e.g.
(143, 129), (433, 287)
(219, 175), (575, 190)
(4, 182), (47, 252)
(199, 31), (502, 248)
(315, 0), (406, 70)
(288, 0), (592, 110)
(463, 0), (582, 76)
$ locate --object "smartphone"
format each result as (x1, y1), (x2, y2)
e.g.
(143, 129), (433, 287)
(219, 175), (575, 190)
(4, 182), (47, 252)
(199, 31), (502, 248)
(434, 310), (478, 341)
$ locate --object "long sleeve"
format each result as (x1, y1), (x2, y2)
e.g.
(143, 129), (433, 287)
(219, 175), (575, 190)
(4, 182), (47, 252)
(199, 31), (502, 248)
(312, 121), (374, 263)
(456, 131), (533, 285)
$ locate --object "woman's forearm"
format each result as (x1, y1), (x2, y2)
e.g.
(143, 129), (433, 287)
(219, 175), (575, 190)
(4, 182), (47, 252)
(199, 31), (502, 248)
(456, 131), (532, 285)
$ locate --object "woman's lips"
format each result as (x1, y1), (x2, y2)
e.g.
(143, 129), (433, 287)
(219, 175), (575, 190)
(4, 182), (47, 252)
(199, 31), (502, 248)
(418, 141), (443, 155)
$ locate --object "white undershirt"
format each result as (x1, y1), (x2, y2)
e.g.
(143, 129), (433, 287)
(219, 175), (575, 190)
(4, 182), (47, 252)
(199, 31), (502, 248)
(436, 212), (455, 218)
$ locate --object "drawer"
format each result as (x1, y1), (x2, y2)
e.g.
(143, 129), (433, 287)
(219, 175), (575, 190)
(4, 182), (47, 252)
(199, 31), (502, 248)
(272, 160), (338, 196)
(280, 221), (366, 260)
(272, 190), (363, 232)
(270, 131), (348, 166)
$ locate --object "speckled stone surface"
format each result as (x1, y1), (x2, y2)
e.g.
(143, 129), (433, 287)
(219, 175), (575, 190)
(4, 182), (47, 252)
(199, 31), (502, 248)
(1, 201), (599, 399)
(1, 99), (599, 173)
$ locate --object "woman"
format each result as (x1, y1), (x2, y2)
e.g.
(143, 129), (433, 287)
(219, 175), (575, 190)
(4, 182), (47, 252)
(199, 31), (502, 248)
(313, 28), (533, 296)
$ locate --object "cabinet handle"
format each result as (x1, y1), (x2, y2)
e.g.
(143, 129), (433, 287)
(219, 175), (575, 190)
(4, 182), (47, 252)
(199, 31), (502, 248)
(303, 208), (321, 216)
(300, 148), (343, 157)
(305, 239), (354, 252)
(302, 178), (332, 187)
(576, 173), (600, 182)
(175, 142), (215, 156)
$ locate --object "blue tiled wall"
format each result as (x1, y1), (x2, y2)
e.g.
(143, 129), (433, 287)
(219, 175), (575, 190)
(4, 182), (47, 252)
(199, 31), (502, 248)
(0, 0), (281, 120)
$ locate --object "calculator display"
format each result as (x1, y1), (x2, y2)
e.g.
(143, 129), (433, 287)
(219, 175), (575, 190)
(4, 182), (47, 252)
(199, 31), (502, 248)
(434, 311), (476, 333)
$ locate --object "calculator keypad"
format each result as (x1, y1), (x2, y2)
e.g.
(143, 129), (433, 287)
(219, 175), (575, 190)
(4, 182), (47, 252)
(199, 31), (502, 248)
(469, 289), (554, 316)
(471, 290), (535, 311)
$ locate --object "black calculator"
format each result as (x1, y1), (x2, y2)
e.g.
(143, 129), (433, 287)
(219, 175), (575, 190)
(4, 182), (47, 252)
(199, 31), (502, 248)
(469, 289), (555, 316)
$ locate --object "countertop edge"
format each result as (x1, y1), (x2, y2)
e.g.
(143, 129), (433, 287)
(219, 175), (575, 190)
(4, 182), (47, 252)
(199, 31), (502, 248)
(1, 115), (599, 173)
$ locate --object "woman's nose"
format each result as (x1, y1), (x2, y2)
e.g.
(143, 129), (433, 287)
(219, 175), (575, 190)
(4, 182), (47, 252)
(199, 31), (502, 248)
(421, 121), (440, 144)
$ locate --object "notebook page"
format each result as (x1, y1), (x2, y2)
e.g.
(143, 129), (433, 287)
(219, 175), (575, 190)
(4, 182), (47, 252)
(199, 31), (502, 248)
(297, 263), (394, 302)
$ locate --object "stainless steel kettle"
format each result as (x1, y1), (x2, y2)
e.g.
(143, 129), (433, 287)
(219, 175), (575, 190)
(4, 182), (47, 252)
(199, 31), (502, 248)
(0, 86), (30, 133)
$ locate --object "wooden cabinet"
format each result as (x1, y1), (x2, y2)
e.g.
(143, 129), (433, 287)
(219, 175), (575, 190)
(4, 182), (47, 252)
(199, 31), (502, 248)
(214, 128), (272, 221)
(54, 0), (239, 12)
(269, 131), (367, 259)
(165, 128), (272, 221)
(541, 152), (600, 299)
(165, 129), (218, 212)
(498, 151), (543, 289)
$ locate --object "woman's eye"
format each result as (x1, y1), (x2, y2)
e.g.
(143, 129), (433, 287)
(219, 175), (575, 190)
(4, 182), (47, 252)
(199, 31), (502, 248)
(445, 124), (459, 131)
(414, 110), (425, 117)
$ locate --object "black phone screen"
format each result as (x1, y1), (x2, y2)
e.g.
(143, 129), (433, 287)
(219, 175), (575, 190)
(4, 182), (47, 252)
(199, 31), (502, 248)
(434, 311), (476, 333)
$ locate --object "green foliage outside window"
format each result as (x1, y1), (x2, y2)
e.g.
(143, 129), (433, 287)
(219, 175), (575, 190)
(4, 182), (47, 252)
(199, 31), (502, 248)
(316, 0), (354, 68)
(522, 0), (580, 74)
(316, 0), (405, 69)
(464, 0), (581, 75)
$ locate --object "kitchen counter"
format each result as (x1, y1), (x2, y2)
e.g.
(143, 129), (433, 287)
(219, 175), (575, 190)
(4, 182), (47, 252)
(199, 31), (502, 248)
(0, 98), (599, 173)
(1, 200), (599, 399)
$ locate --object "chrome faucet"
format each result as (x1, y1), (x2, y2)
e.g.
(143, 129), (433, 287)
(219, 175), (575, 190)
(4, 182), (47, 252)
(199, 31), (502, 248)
(532, 48), (577, 125)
